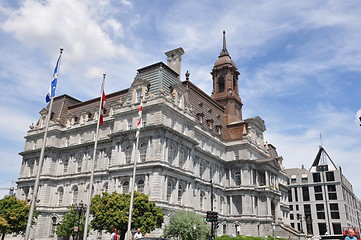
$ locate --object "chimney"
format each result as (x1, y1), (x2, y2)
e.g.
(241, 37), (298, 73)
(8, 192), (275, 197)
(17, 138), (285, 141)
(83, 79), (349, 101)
(165, 47), (185, 76)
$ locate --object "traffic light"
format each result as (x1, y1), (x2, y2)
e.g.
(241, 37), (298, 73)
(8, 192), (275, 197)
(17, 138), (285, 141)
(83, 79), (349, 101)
(206, 211), (212, 222)
(215, 221), (219, 229)
(212, 211), (218, 222)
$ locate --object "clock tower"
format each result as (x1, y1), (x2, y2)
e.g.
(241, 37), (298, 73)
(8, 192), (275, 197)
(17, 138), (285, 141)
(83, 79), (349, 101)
(211, 31), (243, 125)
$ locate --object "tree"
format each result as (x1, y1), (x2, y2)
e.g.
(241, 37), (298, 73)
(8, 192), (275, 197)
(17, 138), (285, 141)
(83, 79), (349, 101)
(163, 210), (209, 240)
(90, 191), (164, 239)
(0, 195), (34, 240)
(56, 204), (86, 240)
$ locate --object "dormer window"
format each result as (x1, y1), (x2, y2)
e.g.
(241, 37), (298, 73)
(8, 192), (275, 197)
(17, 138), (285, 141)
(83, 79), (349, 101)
(207, 119), (214, 130)
(136, 89), (142, 103)
(215, 125), (222, 135)
(88, 112), (93, 120)
(197, 113), (204, 124)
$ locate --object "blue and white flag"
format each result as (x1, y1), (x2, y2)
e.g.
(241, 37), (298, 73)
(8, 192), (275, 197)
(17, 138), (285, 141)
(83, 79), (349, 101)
(46, 52), (62, 103)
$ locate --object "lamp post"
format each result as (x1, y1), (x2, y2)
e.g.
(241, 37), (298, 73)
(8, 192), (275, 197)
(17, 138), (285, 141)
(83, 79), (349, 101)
(76, 201), (85, 240)
(271, 223), (275, 240)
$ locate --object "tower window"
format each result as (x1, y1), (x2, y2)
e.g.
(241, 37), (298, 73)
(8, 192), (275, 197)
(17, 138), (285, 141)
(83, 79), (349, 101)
(218, 77), (225, 93)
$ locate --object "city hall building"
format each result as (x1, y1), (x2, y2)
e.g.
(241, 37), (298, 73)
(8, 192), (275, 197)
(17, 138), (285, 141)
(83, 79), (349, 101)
(16, 33), (297, 239)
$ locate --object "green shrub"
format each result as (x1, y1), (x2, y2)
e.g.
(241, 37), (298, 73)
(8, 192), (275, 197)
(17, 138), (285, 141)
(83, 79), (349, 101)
(215, 235), (287, 240)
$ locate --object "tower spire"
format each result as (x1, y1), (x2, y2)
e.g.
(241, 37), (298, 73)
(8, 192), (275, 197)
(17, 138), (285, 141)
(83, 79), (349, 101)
(220, 30), (229, 56)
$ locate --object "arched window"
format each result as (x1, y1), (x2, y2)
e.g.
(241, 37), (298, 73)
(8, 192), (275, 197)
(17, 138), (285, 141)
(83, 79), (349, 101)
(72, 186), (78, 204)
(167, 181), (173, 202)
(178, 184), (183, 203)
(125, 145), (133, 164)
(218, 76), (225, 93)
(137, 180), (144, 193)
(140, 142), (148, 162)
(57, 187), (64, 206)
(123, 181), (129, 193)
(50, 216), (57, 237)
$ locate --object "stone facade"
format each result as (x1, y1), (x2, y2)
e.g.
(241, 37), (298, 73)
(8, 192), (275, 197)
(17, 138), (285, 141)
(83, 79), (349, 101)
(16, 34), (294, 239)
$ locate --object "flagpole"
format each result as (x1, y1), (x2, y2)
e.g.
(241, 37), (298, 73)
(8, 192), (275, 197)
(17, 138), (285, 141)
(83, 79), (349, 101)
(126, 98), (143, 240)
(24, 48), (63, 240)
(83, 74), (106, 240)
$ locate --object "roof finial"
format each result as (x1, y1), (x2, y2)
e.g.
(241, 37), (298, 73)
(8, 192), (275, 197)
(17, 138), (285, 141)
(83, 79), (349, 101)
(220, 30), (229, 56)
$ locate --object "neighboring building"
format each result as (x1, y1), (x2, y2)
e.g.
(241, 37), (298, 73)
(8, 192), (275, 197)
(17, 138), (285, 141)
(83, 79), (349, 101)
(285, 147), (361, 239)
(16, 32), (295, 239)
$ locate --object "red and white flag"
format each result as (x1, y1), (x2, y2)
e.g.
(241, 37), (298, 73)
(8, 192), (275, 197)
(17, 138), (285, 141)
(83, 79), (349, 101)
(99, 83), (106, 126)
(136, 99), (143, 137)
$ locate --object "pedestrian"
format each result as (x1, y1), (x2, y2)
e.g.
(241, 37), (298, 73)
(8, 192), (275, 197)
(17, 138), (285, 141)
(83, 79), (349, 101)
(133, 228), (143, 239)
(345, 229), (357, 240)
(116, 229), (121, 240)
(111, 227), (117, 240)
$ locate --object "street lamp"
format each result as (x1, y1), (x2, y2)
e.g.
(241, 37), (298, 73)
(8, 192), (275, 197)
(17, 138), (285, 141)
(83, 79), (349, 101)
(271, 223), (275, 240)
(75, 201), (86, 240)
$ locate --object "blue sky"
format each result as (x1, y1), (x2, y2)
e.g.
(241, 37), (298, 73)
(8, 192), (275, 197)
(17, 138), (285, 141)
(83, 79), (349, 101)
(0, 0), (361, 199)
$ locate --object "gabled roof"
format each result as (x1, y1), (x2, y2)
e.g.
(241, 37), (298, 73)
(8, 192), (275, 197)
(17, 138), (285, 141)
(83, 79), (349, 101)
(310, 147), (338, 170)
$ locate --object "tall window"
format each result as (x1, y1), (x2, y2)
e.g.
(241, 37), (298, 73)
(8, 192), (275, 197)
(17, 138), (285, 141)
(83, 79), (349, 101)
(316, 204), (325, 219)
(72, 186), (78, 204)
(313, 173), (321, 182)
(167, 182), (173, 202)
(326, 171), (335, 181)
(136, 89), (142, 103)
(220, 197), (225, 214)
(302, 186), (310, 201)
(63, 159), (69, 174)
(125, 145), (133, 164)
(140, 142), (147, 162)
(328, 185), (337, 200)
(330, 203), (340, 219)
(314, 186), (323, 200)
(179, 148), (185, 167)
(178, 184), (183, 203)
(103, 182), (109, 193)
(199, 162), (203, 178)
(137, 180), (144, 193)
(218, 77), (225, 93)
(29, 160), (34, 176)
(127, 119), (133, 130)
(77, 159), (82, 173)
(234, 170), (241, 185)
(50, 217), (57, 237)
(123, 181), (129, 193)
(58, 187), (64, 206)
(168, 145), (175, 164)
(200, 192), (205, 210)
(142, 114), (147, 127)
